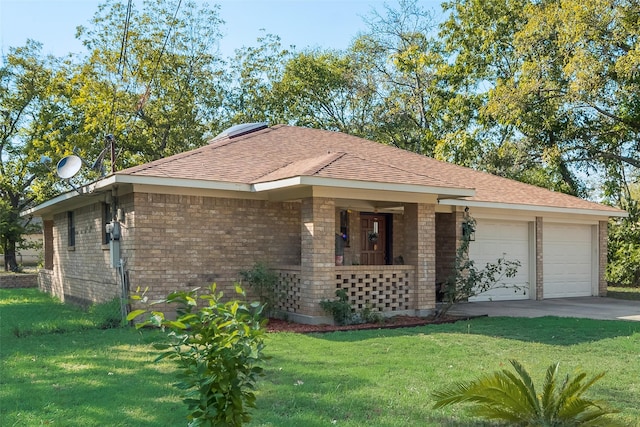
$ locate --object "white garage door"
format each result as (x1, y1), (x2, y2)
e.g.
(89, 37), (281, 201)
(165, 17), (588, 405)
(469, 219), (531, 302)
(543, 223), (593, 298)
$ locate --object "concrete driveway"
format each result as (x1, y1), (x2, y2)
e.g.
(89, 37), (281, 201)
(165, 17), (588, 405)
(449, 297), (640, 321)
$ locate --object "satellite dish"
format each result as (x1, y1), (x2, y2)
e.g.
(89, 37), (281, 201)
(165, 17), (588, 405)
(56, 155), (83, 179)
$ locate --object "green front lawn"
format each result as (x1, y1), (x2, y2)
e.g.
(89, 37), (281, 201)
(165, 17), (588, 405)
(1, 288), (639, 426)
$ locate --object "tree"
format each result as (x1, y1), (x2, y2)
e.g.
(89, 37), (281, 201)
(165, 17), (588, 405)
(352, 0), (451, 155)
(69, 0), (227, 168)
(607, 194), (640, 287)
(274, 48), (378, 136)
(440, 0), (640, 197)
(223, 33), (292, 127)
(0, 42), (60, 271)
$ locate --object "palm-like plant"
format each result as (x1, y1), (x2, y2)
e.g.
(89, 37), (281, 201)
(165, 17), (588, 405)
(433, 360), (619, 426)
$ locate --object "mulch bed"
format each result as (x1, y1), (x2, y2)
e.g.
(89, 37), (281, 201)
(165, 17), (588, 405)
(265, 314), (478, 334)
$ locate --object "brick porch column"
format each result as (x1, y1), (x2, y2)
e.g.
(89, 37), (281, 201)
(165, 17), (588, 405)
(404, 202), (436, 315)
(598, 221), (608, 296)
(299, 197), (335, 322)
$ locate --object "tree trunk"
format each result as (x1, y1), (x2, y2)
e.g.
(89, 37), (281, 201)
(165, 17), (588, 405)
(4, 240), (18, 272)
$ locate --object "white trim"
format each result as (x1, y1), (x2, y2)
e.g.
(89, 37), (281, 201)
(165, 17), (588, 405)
(439, 198), (626, 218)
(108, 175), (252, 192)
(22, 175), (253, 216)
(252, 176), (475, 197)
(21, 190), (78, 216)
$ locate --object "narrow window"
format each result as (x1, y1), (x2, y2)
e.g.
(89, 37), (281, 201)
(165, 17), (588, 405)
(102, 203), (111, 244)
(67, 211), (75, 247)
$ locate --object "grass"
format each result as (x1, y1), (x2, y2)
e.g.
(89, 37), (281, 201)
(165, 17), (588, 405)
(1, 288), (639, 426)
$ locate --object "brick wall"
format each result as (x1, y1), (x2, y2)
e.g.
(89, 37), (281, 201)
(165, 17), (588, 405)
(42, 199), (124, 306)
(129, 193), (301, 311)
(299, 197), (335, 319)
(535, 217), (543, 300)
(435, 212), (461, 285)
(599, 221), (608, 296)
(403, 202), (436, 314)
(0, 274), (37, 288)
(41, 192), (301, 310)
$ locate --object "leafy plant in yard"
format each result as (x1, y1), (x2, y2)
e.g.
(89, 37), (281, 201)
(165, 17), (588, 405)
(433, 359), (619, 426)
(438, 213), (524, 317)
(321, 289), (385, 326)
(320, 288), (354, 325)
(239, 262), (282, 317)
(128, 284), (267, 427)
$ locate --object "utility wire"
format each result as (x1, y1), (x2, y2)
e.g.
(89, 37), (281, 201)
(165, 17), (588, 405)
(117, 0), (133, 78)
(108, 0), (133, 141)
(136, 0), (183, 113)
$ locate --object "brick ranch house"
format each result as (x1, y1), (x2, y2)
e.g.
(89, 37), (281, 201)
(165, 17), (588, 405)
(24, 124), (626, 324)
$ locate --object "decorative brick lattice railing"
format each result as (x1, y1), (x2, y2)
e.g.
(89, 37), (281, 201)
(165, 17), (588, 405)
(275, 266), (302, 313)
(335, 266), (414, 313)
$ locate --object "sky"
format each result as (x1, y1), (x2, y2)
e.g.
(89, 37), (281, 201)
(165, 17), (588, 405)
(0, 0), (444, 60)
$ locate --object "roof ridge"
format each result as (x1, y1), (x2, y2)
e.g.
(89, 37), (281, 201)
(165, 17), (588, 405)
(116, 148), (205, 176)
(308, 151), (347, 175)
(347, 152), (466, 188)
(250, 151), (346, 183)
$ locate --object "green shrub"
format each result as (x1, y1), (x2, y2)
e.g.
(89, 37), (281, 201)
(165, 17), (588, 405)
(355, 303), (383, 324)
(321, 290), (385, 326)
(433, 359), (620, 426)
(320, 288), (354, 325)
(128, 284), (267, 427)
(239, 262), (281, 317)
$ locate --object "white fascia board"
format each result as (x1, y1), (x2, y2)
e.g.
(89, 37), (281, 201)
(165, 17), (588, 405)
(252, 176), (475, 198)
(22, 174), (252, 217)
(438, 198), (628, 218)
(21, 190), (78, 217)
(107, 175), (252, 192)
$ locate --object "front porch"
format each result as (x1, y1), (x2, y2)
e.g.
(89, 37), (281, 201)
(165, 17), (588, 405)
(269, 196), (465, 325)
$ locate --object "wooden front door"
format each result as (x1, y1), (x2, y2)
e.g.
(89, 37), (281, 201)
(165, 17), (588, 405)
(360, 213), (387, 265)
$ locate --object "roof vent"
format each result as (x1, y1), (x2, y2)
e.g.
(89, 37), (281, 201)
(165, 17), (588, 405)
(211, 122), (268, 142)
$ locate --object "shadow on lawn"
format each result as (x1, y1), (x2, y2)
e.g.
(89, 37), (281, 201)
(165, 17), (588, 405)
(1, 329), (188, 426)
(306, 316), (640, 346)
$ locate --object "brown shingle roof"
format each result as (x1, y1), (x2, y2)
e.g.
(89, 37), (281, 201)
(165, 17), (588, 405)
(117, 124), (623, 214)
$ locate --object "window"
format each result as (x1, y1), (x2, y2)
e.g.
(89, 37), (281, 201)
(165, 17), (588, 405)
(67, 211), (75, 247)
(102, 203), (111, 244)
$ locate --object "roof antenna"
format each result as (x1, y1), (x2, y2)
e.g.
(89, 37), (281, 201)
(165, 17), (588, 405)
(91, 134), (117, 176)
(106, 134), (117, 174)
